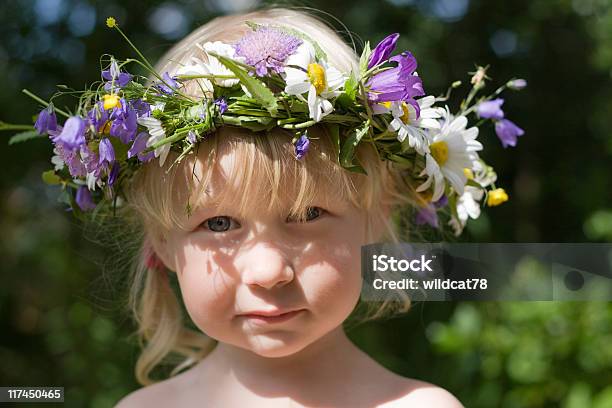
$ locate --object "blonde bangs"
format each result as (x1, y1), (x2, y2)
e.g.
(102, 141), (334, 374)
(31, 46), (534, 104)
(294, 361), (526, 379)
(126, 124), (387, 234)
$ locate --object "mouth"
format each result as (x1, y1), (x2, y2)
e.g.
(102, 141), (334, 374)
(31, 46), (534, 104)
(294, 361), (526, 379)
(237, 309), (306, 324)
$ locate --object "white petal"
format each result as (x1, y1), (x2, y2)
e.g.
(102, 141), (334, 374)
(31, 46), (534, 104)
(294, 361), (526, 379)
(285, 81), (311, 95)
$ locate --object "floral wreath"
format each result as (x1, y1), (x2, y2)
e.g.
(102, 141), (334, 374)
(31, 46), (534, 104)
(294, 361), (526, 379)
(2, 17), (526, 236)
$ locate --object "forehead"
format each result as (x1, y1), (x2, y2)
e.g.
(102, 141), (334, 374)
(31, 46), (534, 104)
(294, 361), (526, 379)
(184, 129), (351, 217)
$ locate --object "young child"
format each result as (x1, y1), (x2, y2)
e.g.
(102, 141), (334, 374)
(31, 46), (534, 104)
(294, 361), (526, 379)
(20, 2), (524, 405)
(113, 8), (465, 408)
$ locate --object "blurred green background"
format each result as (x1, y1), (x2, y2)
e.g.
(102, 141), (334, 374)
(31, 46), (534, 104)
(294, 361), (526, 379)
(1, 0), (612, 407)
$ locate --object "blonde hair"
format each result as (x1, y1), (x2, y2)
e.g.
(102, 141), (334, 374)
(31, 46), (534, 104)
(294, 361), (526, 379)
(121, 7), (422, 386)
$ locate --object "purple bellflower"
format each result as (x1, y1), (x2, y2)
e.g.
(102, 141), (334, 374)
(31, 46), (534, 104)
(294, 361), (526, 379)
(35, 106), (57, 135)
(476, 98), (525, 148)
(476, 98), (505, 120)
(127, 132), (154, 163)
(366, 51), (425, 110)
(54, 116), (86, 150)
(110, 99), (138, 144)
(294, 134), (310, 160)
(415, 195), (449, 229)
(101, 60), (132, 92)
(76, 186), (96, 211)
(87, 101), (109, 133)
(157, 72), (180, 95)
(495, 119), (525, 148)
(368, 33), (400, 70)
(214, 97), (228, 115)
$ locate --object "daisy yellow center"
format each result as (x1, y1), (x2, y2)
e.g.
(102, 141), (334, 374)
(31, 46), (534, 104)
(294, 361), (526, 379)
(430, 141), (449, 166)
(487, 188), (509, 207)
(381, 101), (392, 109)
(103, 94), (121, 110)
(400, 102), (411, 124)
(307, 63), (327, 95)
(463, 168), (474, 179)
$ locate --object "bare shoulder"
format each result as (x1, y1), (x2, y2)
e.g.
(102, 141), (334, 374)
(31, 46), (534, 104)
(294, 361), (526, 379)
(114, 380), (175, 408)
(380, 376), (464, 408)
(113, 368), (197, 408)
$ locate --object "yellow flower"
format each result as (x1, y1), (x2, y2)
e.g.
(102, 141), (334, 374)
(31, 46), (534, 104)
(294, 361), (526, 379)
(463, 168), (474, 180)
(106, 17), (116, 28)
(307, 63), (327, 95)
(103, 94), (121, 110)
(487, 188), (508, 207)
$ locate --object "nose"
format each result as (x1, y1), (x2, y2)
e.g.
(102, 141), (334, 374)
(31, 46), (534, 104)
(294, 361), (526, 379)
(237, 242), (295, 289)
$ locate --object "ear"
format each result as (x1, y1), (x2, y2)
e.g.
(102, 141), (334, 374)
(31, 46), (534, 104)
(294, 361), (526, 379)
(146, 231), (177, 273)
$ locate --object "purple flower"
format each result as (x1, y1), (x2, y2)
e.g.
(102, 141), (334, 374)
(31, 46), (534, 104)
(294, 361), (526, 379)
(54, 143), (86, 177)
(110, 99), (138, 144)
(54, 116), (86, 150)
(98, 138), (115, 165)
(368, 33), (400, 70)
(76, 186), (96, 211)
(294, 134), (310, 160)
(415, 195), (448, 228)
(367, 51), (425, 105)
(234, 27), (303, 77)
(131, 99), (151, 118)
(434, 195), (448, 208)
(415, 205), (438, 228)
(157, 72), (180, 95)
(108, 161), (120, 186)
(35, 106), (57, 135)
(87, 101), (109, 133)
(101, 60), (132, 92)
(128, 132), (154, 162)
(214, 97), (228, 115)
(187, 130), (198, 144)
(495, 119), (524, 148)
(477, 98), (505, 120)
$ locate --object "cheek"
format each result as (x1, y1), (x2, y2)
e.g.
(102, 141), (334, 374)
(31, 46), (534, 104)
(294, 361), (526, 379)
(297, 230), (363, 316)
(172, 244), (237, 334)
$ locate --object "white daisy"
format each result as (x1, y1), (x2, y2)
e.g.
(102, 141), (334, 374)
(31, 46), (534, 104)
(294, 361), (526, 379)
(175, 57), (214, 98)
(197, 41), (243, 87)
(283, 42), (346, 122)
(137, 116), (169, 167)
(388, 95), (442, 155)
(449, 164), (497, 236)
(416, 109), (482, 201)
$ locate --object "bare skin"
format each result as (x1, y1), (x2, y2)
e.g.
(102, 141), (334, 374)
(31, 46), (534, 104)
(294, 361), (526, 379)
(116, 327), (463, 407)
(115, 140), (464, 408)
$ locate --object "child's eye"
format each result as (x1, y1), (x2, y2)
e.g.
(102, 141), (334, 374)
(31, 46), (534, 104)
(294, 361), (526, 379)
(202, 216), (240, 232)
(287, 207), (326, 223)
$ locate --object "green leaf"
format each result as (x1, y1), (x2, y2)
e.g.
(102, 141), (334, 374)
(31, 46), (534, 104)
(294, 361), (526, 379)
(327, 123), (340, 160)
(8, 130), (43, 145)
(109, 136), (129, 159)
(231, 116), (274, 132)
(340, 121), (370, 172)
(359, 41), (371, 78)
(387, 153), (414, 169)
(42, 170), (62, 185)
(335, 74), (359, 109)
(212, 53), (279, 117)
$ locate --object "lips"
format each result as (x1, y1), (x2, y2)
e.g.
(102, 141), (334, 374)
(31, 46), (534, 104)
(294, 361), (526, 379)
(238, 308), (305, 324)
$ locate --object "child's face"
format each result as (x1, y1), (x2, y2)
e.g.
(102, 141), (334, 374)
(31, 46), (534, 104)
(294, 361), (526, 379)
(159, 149), (371, 358)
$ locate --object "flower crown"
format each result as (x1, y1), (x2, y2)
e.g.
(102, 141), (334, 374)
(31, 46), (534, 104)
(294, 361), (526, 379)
(3, 17), (526, 236)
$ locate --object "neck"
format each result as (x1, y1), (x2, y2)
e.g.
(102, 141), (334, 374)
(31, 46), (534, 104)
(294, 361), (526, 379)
(202, 326), (367, 384)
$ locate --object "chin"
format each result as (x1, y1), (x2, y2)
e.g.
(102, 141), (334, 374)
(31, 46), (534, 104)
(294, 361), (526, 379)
(243, 332), (312, 358)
